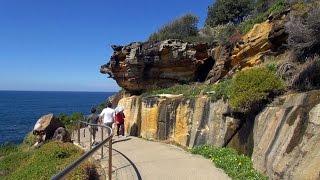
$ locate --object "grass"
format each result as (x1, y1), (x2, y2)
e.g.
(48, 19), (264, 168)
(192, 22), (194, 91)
(0, 141), (96, 180)
(142, 84), (207, 98)
(191, 145), (268, 180)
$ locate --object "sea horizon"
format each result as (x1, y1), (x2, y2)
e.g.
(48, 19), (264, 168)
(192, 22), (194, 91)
(0, 90), (116, 93)
(0, 91), (115, 144)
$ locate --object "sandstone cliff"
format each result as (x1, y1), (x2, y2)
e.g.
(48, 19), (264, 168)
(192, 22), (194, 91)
(101, 12), (288, 92)
(101, 40), (213, 93)
(116, 90), (320, 179)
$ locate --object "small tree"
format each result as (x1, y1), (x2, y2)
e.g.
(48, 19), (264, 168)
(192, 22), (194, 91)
(148, 14), (199, 42)
(205, 0), (254, 27)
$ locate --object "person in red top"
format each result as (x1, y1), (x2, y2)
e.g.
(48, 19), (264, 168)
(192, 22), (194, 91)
(115, 106), (125, 137)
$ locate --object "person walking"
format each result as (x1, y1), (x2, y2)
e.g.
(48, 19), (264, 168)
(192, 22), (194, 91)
(99, 102), (115, 135)
(87, 107), (99, 145)
(115, 106), (125, 137)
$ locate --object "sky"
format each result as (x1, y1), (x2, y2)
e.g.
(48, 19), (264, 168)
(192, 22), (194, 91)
(0, 0), (212, 92)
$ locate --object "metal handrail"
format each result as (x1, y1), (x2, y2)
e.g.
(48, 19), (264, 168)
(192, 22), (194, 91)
(51, 120), (113, 180)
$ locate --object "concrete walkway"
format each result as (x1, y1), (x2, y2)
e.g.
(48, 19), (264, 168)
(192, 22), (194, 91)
(74, 128), (230, 180)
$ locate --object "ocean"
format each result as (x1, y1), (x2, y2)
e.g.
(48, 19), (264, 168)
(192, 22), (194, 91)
(0, 91), (114, 145)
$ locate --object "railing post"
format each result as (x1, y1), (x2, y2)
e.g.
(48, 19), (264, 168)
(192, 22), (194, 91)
(101, 127), (104, 158)
(89, 126), (92, 150)
(77, 122), (80, 145)
(108, 136), (112, 180)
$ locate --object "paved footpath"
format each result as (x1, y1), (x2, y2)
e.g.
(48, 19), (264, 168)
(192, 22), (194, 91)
(74, 128), (230, 180)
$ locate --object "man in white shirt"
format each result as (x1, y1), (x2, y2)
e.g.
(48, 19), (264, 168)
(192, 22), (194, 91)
(99, 102), (115, 129)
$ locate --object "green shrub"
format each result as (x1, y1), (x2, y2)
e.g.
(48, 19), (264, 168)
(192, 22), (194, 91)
(191, 145), (267, 180)
(58, 112), (84, 131)
(229, 67), (284, 111)
(206, 0), (254, 26)
(204, 79), (232, 101)
(239, 0), (288, 34)
(148, 14), (199, 42)
(0, 141), (94, 180)
(200, 23), (237, 45)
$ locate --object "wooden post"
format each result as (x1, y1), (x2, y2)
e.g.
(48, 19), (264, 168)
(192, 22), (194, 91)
(108, 136), (112, 180)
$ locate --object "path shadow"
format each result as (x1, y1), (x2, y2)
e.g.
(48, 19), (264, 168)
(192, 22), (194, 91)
(112, 137), (132, 145)
(112, 148), (142, 180)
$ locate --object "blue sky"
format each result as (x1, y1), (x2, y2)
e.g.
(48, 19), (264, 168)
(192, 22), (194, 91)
(0, 0), (212, 92)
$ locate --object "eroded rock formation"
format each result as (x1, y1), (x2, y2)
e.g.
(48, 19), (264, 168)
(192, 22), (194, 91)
(116, 89), (320, 179)
(117, 95), (240, 148)
(33, 114), (69, 146)
(101, 40), (213, 93)
(231, 9), (289, 68)
(252, 90), (320, 179)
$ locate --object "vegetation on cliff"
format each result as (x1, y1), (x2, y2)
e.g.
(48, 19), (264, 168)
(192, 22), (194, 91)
(0, 141), (97, 180)
(148, 14), (199, 42)
(144, 66), (284, 112)
(205, 0), (254, 26)
(191, 145), (267, 180)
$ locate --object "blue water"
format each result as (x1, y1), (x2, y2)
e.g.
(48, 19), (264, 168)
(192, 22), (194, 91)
(0, 91), (114, 145)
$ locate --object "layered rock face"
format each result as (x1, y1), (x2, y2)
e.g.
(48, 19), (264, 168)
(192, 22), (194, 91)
(118, 95), (240, 148)
(231, 10), (289, 68)
(101, 40), (213, 93)
(117, 90), (320, 179)
(252, 90), (320, 179)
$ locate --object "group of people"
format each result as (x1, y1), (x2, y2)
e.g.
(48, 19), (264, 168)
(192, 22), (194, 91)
(87, 102), (125, 145)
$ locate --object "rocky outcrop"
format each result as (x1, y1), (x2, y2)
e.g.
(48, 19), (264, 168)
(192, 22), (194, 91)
(231, 10), (289, 68)
(101, 40), (213, 93)
(52, 127), (71, 142)
(206, 45), (232, 83)
(252, 90), (320, 179)
(118, 95), (240, 148)
(33, 114), (66, 146)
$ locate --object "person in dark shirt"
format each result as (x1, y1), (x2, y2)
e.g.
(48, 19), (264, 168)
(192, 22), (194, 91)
(87, 107), (99, 144)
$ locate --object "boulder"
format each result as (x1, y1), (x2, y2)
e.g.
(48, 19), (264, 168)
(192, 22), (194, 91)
(53, 127), (71, 143)
(100, 39), (213, 93)
(33, 114), (65, 146)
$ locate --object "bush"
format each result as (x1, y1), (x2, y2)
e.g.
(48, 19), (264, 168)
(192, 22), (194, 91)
(58, 112), (84, 130)
(204, 79), (232, 101)
(239, 0), (288, 34)
(200, 23), (237, 45)
(290, 56), (320, 90)
(206, 0), (254, 26)
(0, 141), (95, 180)
(149, 14), (199, 42)
(285, 7), (320, 60)
(229, 67), (284, 111)
(191, 145), (267, 180)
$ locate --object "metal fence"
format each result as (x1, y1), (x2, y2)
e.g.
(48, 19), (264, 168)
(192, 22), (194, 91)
(51, 121), (113, 180)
